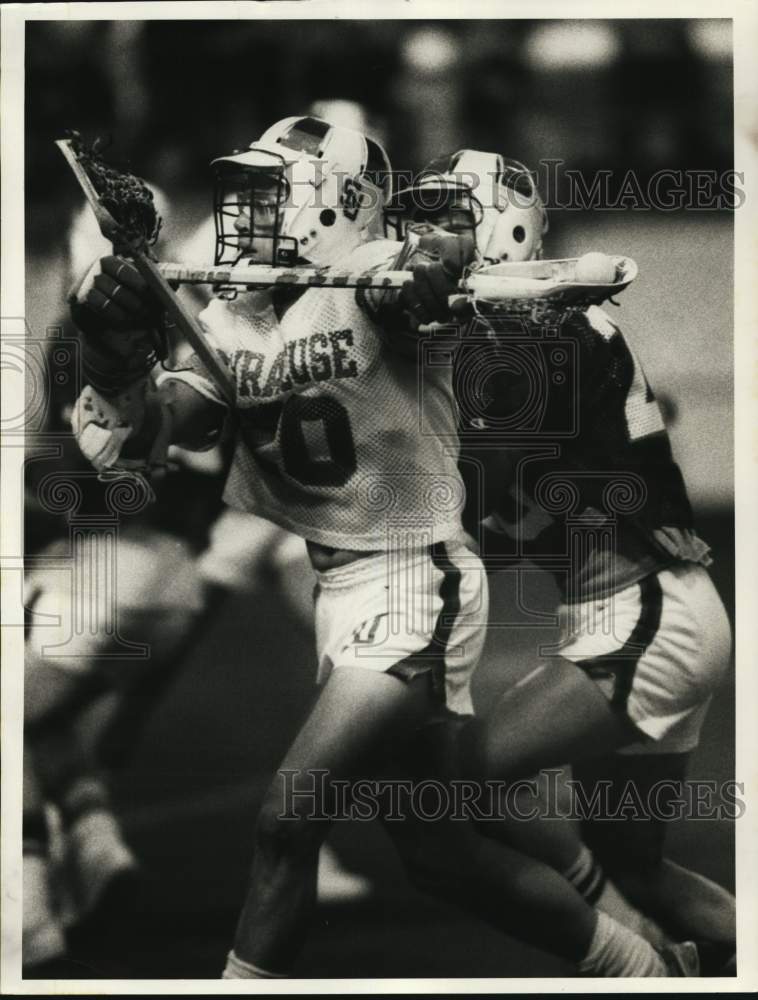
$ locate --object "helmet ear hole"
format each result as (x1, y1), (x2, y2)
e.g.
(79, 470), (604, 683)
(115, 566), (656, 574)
(319, 208), (336, 227)
(513, 225), (526, 244)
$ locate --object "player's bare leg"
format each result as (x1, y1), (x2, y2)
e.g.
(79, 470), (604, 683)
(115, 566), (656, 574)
(25, 656), (139, 924)
(387, 818), (683, 974)
(462, 657), (732, 953)
(628, 860), (736, 947)
(22, 747), (67, 970)
(466, 656), (638, 780)
(391, 815), (591, 961)
(453, 660), (667, 934)
(473, 770), (670, 947)
(574, 752), (736, 949)
(380, 725), (604, 963)
(227, 666), (434, 977)
(378, 724), (681, 976)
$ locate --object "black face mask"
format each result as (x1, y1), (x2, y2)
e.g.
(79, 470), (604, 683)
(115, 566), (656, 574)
(213, 164), (298, 268)
(384, 185), (482, 243)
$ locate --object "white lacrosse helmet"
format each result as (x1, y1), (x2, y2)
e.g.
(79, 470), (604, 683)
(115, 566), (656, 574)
(212, 115), (392, 267)
(387, 149), (548, 263)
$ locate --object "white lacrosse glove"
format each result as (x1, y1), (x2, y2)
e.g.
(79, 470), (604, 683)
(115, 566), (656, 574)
(71, 380), (171, 475)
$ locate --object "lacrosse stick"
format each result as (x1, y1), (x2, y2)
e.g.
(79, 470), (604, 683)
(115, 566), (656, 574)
(158, 255), (635, 293)
(59, 134), (637, 343)
(56, 135), (237, 409)
(156, 254), (637, 321)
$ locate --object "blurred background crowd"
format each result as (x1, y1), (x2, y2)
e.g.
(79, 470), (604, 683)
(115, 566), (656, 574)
(18, 17), (736, 978)
(27, 19), (732, 206)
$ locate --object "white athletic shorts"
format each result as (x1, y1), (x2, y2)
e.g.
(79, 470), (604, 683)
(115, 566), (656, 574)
(556, 563), (731, 754)
(314, 539), (488, 717)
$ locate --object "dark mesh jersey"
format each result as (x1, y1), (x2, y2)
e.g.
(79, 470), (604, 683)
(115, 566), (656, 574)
(457, 305), (711, 601)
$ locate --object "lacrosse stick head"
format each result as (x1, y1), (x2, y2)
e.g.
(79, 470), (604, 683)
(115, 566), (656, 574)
(57, 132), (162, 253)
(467, 256), (638, 324)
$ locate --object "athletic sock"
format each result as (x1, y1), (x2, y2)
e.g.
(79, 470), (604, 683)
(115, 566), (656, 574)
(23, 849), (66, 967)
(564, 845), (658, 940)
(563, 844), (606, 902)
(578, 911), (666, 977)
(222, 950), (288, 979)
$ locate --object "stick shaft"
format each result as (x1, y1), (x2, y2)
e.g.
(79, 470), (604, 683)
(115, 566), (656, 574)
(131, 253), (238, 407)
(158, 262), (545, 298)
(156, 258), (636, 303)
(158, 262), (412, 290)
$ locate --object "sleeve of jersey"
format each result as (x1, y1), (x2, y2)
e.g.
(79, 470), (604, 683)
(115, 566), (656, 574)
(568, 306), (619, 413)
(584, 304), (621, 341)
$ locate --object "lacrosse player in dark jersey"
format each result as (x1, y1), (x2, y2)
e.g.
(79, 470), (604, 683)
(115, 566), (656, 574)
(382, 149), (735, 969)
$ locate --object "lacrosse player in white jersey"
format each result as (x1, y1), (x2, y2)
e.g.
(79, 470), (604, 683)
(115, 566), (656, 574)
(386, 149), (735, 971)
(68, 118), (700, 979)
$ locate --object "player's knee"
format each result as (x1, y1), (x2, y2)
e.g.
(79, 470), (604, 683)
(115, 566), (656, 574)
(254, 793), (328, 862)
(457, 713), (528, 783)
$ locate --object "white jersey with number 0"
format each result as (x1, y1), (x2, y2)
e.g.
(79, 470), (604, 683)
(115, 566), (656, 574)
(158, 239), (463, 550)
